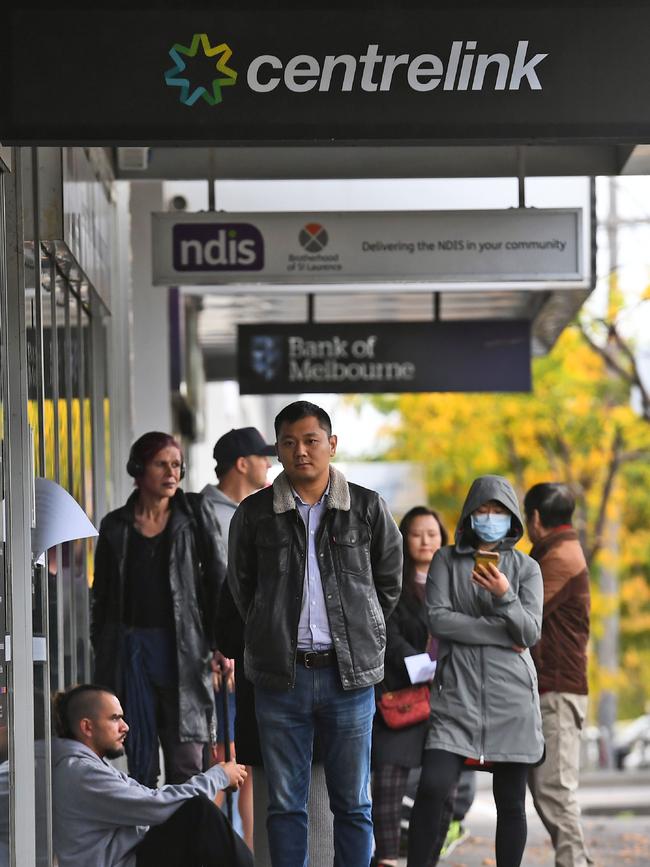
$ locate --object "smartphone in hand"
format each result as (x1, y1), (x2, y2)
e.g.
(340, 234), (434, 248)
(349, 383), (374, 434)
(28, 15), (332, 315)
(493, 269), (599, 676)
(473, 550), (500, 569)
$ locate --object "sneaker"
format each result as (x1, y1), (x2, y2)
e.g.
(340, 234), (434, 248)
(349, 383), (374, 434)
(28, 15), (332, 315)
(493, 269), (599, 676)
(439, 820), (470, 860)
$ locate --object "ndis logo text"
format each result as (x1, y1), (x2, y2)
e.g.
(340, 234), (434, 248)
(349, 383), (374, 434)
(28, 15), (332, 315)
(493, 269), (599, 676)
(172, 223), (264, 272)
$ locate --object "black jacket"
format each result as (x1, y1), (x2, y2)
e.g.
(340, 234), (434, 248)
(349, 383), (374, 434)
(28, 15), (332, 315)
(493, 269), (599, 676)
(372, 588), (431, 768)
(382, 589), (429, 692)
(91, 489), (228, 742)
(227, 466), (403, 691)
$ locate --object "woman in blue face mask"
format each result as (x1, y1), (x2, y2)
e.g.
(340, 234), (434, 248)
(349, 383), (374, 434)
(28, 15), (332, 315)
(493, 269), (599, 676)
(406, 475), (544, 867)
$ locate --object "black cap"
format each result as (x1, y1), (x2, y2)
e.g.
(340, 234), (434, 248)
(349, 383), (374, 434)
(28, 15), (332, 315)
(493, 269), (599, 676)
(213, 427), (275, 465)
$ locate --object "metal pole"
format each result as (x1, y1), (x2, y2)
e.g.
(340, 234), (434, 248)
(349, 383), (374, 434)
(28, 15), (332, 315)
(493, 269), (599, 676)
(597, 177), (621, 769)
(30, 145), (54, 867)
(2, 147), (37, 867)
(517, 146), (526, 209)
(30, 149), (46, 476)
(208, 149), (216, 211)
(221, 686), (234, 823)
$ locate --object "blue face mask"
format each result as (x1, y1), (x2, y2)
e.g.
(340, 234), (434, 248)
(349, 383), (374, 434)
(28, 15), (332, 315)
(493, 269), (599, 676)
(470, 513), (511, 543)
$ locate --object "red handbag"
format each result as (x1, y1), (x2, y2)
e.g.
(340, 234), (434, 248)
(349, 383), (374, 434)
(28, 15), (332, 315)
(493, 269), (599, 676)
(377, 685), (431, 730)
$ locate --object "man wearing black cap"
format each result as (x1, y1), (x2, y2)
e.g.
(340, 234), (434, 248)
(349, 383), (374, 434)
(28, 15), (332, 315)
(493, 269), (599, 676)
(202, 427), (275, 540)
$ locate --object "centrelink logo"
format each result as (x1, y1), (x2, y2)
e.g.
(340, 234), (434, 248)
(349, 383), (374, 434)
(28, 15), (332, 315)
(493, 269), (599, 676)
(165, 38), (548, 106)
(165, 34), (237, 106)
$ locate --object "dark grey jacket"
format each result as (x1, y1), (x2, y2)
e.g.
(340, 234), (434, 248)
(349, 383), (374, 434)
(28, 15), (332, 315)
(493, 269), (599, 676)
(227, 466), (403, 691)
(91, 489), (228, 742)
(426, 475), (544, 764)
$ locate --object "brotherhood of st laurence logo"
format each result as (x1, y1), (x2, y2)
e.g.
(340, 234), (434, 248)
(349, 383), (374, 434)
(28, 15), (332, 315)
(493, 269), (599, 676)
(164, 34), (237, 106)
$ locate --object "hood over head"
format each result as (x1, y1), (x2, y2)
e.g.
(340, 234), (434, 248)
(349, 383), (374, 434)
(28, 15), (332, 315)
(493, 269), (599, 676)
(455, 474), (524, 552)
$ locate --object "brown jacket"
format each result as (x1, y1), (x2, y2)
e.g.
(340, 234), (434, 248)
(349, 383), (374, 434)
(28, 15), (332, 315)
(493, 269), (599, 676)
(530, 527), (590, 694)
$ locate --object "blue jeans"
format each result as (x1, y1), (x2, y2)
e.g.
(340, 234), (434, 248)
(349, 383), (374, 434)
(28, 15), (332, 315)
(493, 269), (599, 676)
(254, 664), (375, 867)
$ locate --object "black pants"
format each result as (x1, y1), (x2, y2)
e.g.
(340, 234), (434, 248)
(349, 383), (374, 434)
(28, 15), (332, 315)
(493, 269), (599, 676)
(135, 795), (254, 867)
(407, 750), (529, 867)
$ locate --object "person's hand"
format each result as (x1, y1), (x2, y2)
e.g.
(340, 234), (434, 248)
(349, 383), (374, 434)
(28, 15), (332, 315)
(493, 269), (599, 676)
(512, 645), (526, 653)
(220, 760), (247, 792)
(471, 561), (510, 598)
(212, 651), (234, 690)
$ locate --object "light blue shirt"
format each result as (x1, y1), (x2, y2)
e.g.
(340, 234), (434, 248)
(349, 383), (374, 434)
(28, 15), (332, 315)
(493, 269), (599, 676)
(294, 485), (332, 650)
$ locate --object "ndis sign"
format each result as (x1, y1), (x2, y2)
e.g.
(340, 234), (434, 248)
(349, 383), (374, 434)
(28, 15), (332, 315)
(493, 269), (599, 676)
(152, 209), (584, 289)
(172, 223), (264, 272)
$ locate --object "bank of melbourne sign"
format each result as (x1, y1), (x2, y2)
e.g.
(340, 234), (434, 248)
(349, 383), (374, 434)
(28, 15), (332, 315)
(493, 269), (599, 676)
(5, 5), (650, 142)
(152, 209), (584, 290)
(238, 321), (531, 394)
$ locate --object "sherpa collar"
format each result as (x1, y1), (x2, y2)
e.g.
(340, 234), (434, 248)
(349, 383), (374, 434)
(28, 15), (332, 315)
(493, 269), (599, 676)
(272, 465), (350, 514)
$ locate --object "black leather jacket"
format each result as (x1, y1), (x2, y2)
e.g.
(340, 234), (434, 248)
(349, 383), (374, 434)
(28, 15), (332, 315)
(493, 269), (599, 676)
(91, 489), (228, 742)
(227, 466), (403, 691)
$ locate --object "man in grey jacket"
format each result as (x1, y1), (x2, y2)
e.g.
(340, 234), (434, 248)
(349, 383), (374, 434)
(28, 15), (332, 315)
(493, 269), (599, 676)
(51, 684), (253, 867)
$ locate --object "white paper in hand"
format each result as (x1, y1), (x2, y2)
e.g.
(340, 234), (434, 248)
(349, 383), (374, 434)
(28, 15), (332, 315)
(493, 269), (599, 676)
(404, 653), (437, 684)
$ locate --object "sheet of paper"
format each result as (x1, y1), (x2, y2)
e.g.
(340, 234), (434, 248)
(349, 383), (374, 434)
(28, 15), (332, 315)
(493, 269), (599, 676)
(404, 653), (437, 684)
(31, 477), (98, 559)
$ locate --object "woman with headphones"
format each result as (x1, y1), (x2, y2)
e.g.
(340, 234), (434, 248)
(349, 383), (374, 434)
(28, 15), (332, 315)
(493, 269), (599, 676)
(90, 431), (227, 786)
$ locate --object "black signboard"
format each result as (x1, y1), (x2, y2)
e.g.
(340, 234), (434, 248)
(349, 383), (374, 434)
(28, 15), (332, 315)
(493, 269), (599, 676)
(237, 320), (531, 394)
(3, 2), (650, 143)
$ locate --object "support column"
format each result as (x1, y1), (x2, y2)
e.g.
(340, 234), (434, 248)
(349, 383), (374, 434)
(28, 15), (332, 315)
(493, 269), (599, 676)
(1, 149), (37, 866)
(129, 181), (172, 438)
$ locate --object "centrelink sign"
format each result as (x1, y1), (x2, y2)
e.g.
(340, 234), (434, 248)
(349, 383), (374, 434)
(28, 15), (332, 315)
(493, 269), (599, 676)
(4, 5), (650, 142)
(241, 41), (546, 95)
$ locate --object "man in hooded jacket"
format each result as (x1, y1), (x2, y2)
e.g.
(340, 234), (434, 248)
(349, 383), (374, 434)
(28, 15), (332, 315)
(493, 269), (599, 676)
(407, 475), (544, 867)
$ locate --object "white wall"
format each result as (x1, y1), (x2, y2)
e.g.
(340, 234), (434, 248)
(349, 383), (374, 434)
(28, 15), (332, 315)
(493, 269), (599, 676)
(129, 181), (172, 437)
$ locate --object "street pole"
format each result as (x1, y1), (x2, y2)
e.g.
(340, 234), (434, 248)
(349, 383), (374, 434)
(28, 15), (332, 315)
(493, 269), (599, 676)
(597, 176), (621, 769)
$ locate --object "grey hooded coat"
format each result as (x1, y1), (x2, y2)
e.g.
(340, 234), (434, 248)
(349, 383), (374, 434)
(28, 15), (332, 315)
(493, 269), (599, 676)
(425, 475), (544, 764)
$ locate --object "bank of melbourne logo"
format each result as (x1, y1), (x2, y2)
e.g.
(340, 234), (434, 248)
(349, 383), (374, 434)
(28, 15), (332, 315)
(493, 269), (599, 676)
(299, 223), (329, 253)
(173, 223), (264, 271)
(165, 34), (237, 106)
(250, 336), (283, 381)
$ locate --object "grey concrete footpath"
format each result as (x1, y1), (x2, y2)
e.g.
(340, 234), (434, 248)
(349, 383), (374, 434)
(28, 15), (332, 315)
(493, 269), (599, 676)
(397, 770), (650, 866)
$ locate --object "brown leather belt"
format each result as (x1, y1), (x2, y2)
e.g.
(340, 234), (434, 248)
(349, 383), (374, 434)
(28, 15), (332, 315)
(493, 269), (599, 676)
(296, 649), (335, 670)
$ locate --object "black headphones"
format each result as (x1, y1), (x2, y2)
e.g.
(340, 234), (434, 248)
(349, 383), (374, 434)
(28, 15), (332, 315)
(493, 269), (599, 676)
(126, 446), (186, 480)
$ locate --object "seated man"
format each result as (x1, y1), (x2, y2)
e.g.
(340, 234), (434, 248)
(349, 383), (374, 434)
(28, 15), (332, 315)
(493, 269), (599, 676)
(51, 684), (253, 867)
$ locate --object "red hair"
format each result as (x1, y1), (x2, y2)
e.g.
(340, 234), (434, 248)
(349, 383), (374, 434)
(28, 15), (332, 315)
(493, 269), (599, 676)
(129, 431), (182, 475)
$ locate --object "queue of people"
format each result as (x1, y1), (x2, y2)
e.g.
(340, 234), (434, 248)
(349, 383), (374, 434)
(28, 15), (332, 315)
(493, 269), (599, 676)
(50, 400), (592, 867)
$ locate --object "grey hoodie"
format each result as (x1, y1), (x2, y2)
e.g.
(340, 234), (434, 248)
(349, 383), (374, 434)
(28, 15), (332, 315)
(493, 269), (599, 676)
(51, 738), (228, 867)
(425, 475), (544, 763)
(201, 484), (238, 539)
